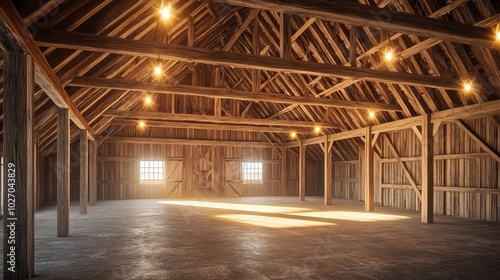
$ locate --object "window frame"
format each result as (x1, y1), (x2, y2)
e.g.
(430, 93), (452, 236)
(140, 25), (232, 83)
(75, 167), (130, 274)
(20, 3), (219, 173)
(139, 160), (165, 184)
(242, 161), (263, 184)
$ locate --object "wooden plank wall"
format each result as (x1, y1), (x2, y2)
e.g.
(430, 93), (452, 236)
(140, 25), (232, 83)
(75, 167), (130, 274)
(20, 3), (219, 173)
(338, 117), (499, 222)
(39, 142), (322, 201)
(377, 118), (499, 222)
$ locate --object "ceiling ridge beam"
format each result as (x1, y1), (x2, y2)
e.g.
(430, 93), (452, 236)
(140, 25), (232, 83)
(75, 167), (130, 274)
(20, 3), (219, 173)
(69, 76), (403, 111)
(212, 0), (496, 49)
(36, 29), (463, 90)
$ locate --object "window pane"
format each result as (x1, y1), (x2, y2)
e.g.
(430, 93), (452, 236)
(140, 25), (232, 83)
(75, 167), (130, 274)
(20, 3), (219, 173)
(140, 160), (165, 183)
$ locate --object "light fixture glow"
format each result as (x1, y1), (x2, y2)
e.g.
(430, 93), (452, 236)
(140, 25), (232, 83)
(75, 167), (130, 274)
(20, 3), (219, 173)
(384, 48), (394, 62)
(153, 59), (162, 77)
(138, 120), (146, 128)
(496, 23), (500, 42)
(368, 110), (375, 119)
(159, 0), (172, 20)
(144, 95), (152, 105)
(290, 131), (297, 139)
(463, 80), (473, 93)
(314, 126), (321, 134)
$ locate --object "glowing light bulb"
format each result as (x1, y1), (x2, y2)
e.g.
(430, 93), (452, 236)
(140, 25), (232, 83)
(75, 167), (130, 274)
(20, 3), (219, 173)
(160, 1), (172, 20)
(138, 121), (146, 128)
(290, 131), (297, 139)
(368, 111), (375, 119)
(463, 80), (472, 93)
(154, 65), (162, 76)
(144, 95), (152, 105)
(384, 48), (394, 62)
(496, 23), (500, 42)
(314, 126), (321, 134)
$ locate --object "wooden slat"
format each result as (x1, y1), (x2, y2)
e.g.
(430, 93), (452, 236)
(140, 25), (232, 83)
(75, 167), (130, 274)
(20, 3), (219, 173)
(36, 29), (463, 90)
(454, 120), (500, 163)
(213, 0), (496, 49)
(69, 75), (403, 111)
(383, 135), (422, 200)
(57, 108), (70, 237)
(3, 52), (35, 279)
(103, 110), (339, 128)
(0, 1), (95, 140)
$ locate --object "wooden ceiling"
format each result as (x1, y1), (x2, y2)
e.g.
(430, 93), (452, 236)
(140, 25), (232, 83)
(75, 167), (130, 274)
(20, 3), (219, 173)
(0, 0), (499, 161)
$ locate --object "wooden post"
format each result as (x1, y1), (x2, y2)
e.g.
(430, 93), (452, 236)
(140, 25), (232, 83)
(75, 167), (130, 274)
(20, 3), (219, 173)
(89, 140), (97, 206)
(365, 126), (374, 212)
(299, 141), (306, 201)
(324, 136), (332, 205)
(3, 52), (35, 279)
(422, 114), (434, 223)
(281, 146), (287, 196)
(57, 108), (70, 237)
(79, 130), (89, 214)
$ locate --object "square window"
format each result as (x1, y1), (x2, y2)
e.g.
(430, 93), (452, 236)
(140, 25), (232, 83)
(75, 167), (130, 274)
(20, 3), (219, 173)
(139, 160), (165, 183)
(242, 162), (263, 184)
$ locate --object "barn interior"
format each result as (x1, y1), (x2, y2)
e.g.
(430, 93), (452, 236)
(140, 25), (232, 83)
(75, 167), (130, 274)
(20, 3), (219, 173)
(1, 0), (500, 279)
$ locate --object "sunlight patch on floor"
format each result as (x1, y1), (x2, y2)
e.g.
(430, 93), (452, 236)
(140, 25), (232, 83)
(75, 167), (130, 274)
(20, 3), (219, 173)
(158, 200), (312, 213)
(290, 211), (410, 222)
(215, 214), (336, 228)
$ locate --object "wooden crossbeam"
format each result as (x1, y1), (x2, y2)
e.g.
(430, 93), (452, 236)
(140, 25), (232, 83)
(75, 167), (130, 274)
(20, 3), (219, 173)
(0, 1), (95, 141)
(285, 99), (500, 147)
(212, 0), (497, 49)
(104, 137), (276, 148)
(36, 29), (462, 89)
(112, 119), (313, 134)
(103, 110), (340, 128)
(69, 76), (402, 111)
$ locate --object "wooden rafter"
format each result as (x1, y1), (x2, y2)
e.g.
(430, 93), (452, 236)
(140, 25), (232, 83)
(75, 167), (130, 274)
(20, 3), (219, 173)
(103, 110), (340, 128)
(0, 1), (95, 140)
(69, 76), (402, 111)
(36, 29), (463, 89)
(212, 0), (497, 49)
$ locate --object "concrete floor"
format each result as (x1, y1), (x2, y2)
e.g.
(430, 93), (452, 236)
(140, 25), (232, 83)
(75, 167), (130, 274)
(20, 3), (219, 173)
(2, 197), (500, 279)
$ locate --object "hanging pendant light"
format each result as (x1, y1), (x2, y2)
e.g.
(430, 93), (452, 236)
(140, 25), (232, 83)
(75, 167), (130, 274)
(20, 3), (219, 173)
(160, 0), (172, 20)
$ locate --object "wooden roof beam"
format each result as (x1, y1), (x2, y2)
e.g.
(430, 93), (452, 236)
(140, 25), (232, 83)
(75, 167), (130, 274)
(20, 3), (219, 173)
(212, 0), (497, 49)
(69, 76), (403, 111)
(0, 1), (95, 141)
(102, 110), (340, 128)
(112, 119), (313, 134)
(36, 29), (463, 90)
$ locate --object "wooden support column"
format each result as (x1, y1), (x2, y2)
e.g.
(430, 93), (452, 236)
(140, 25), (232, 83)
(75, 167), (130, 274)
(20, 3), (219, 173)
(281, 146), (287, 196)
(89, 140), (97, 206)
(365, 126), (374, 212)
(299, 141), (306, 201)
(324, 136), (332, 205)
(421, 114), (434, 223)
(3, 52), (35, 279)
(57, 108), (70, 237)
(79, 130), (88, 214)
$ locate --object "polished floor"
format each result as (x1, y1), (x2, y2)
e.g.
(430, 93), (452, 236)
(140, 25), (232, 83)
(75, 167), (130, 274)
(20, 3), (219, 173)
(2, 197), (500, 279)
